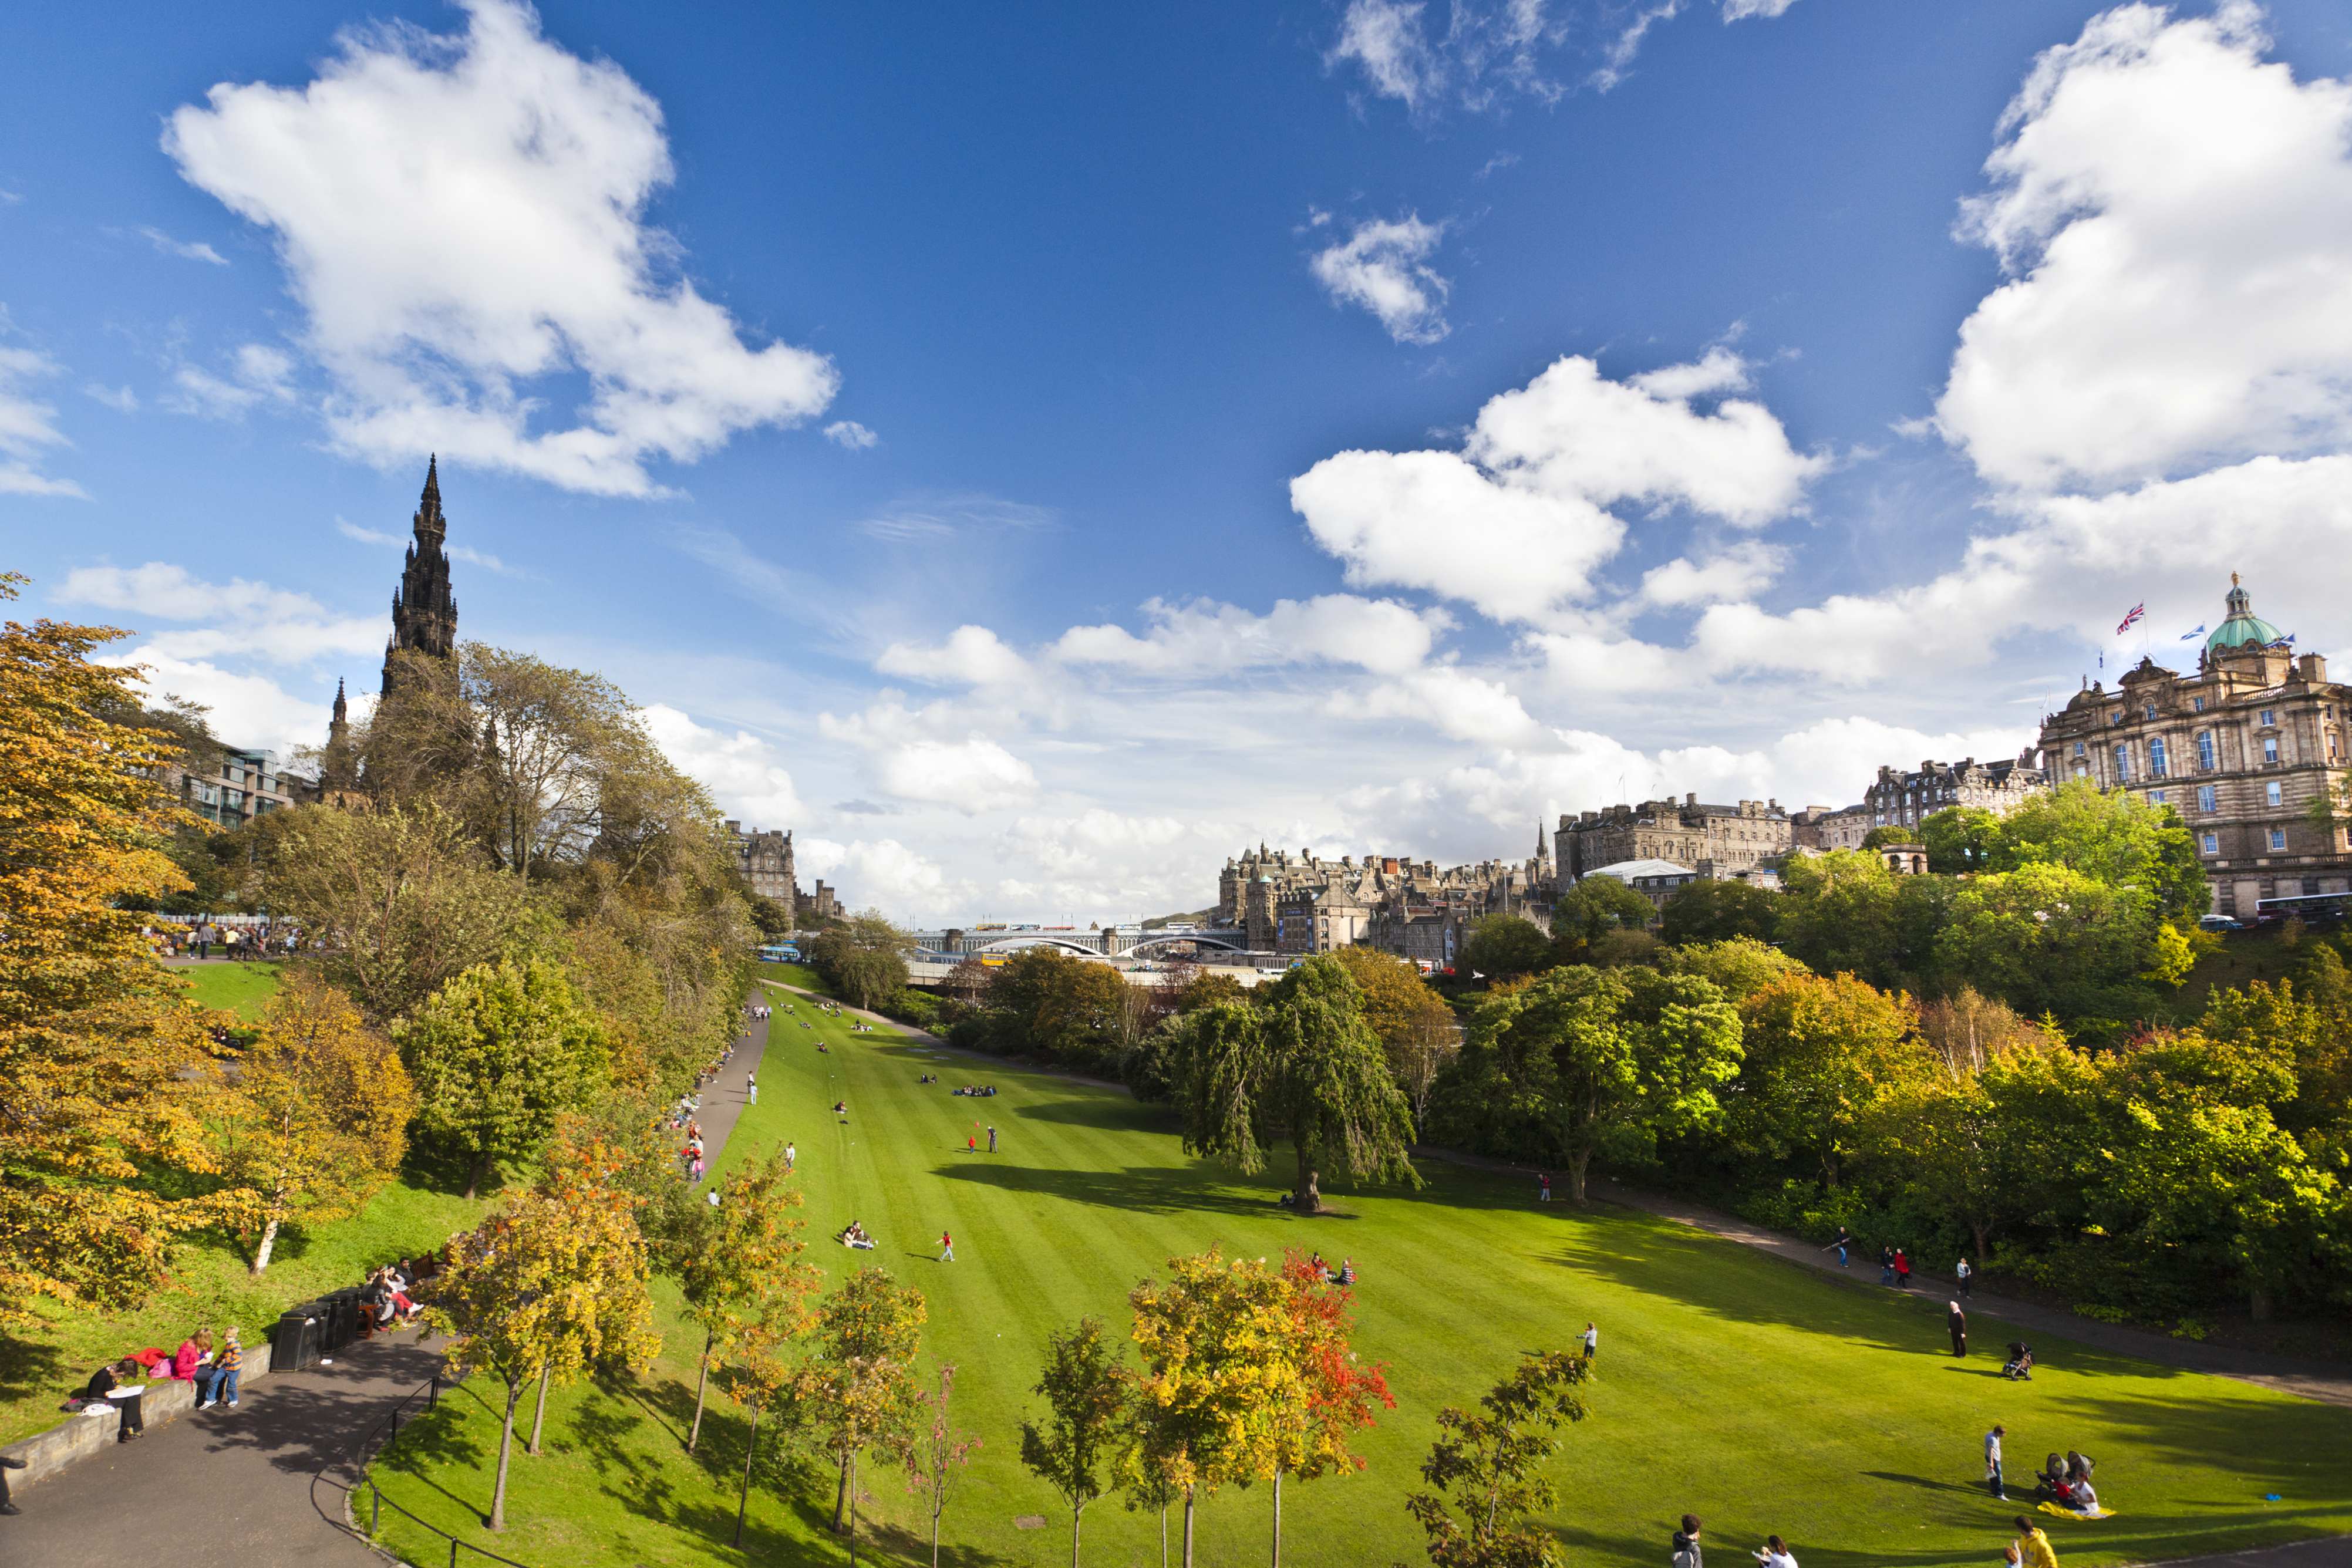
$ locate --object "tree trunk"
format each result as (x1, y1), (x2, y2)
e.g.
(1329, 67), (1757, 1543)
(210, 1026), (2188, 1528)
(1160, 1502), (1168, 1568)
(1071, 1502), (1083, 1568)
(490, 1380), (521, 1530)
(847, 1449), (861, 1564)
(834, 1446), (852, 1532)
(464, 1151), (490, 1202)
(688, 1331), (713, 1454)
(1294, 1149), (1323, 1215)
(528, 1365), (550, 1455)
(931, 1499), (942, 1568)
(732, 1398), (760, 1547)
(1182, 1488), (1196, 1568)
(251, 1213), (282, 1275)
(1271, 1469), (1282, 1568)
(1970, 1220), (1990, 1262)
(1568, 1147), (1592, 1205)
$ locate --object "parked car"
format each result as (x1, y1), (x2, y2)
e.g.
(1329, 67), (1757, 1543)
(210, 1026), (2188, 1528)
(2198, 914), (2249, 933)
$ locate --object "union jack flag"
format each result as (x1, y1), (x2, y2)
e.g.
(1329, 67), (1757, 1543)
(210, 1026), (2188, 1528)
(2116, 602), (2145, 635)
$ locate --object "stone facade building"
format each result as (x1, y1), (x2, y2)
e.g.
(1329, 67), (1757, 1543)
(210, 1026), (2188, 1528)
(2037, 574), (2352, 919)
(1863, 754), (2046, 834)
(1275, 884), (1372, 955)
(1791, 803), (1872, 852)
(1583, 857), (1700, 911)
(1557, 796), (1791, 880)
(1221, 835), (1555, 963)
(727, 823), (797, 905)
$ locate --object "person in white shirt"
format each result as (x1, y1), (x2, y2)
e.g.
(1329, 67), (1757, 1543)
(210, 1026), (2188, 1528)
(1752, 1535), (1798, 1568)
(1984, 1424), (2007, 1501)
(1581, 1321), (1598, 1360)
(1956, 1256), (1974, 1297)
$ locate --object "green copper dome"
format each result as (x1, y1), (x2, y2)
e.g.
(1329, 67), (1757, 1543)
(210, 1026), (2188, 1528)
(2208, 574), (2283, 652)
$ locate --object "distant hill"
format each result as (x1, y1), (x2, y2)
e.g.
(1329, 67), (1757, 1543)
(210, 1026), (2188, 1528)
(1140, 908), (1217, 929)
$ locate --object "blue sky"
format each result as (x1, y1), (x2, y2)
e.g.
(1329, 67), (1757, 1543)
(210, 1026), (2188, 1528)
(8, 0), (2352, 921)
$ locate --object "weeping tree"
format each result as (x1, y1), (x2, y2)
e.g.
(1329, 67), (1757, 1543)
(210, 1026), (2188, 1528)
(1168, 956), (1419, 1213)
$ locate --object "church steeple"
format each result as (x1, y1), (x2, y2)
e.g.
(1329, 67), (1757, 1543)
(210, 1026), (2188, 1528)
(382, 457), (460, 698)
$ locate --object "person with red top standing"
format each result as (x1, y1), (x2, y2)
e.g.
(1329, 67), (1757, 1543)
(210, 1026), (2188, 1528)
(939, 1230), (955, 1263)
(1893, 1248), (1912, 1290)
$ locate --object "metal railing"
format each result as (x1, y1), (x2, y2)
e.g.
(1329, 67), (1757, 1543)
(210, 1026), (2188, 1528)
(337, 1368), (540, 1568)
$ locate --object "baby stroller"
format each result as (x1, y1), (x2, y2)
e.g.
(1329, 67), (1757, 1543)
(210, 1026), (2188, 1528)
(2002, 1341), (2035, 1381)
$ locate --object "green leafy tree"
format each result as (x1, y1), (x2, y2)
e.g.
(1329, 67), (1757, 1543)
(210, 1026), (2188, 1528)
(1445, 966), (1742, 1202)
(1168, 957), (1419, 1212)
(1932, 862), (2159, 1021)
(1859, 824), (1920, 849)
(1127, 1250), (1297, 1568)
(1774, 849), (1906, 983)
(1403, 1350), (1592, 1568)
(1460, 915), (1552, 981)
(679, 1149), (822, 1452)
(1657, 879), (1780, 947)
(986, 946), (1131, 1063)
(1549, 879), (1658, 959)
(1920, 805), (2001, 873)
(1020, 1316), (1132, 1568)
(399, 956), (608, 1198)
(810, 912), (916, 1010)
(795, 1266), (928, 1538)
(2201, 972), (2352, 1140)
(1728, 973), (1935, 1188)
(1989, 778), (2208, 923)
(1657, 936), (1808, 1004)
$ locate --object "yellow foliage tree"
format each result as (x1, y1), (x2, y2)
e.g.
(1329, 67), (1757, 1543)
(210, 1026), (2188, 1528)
(214, 974), (417, 1272)
(0, 575), (222, 1321)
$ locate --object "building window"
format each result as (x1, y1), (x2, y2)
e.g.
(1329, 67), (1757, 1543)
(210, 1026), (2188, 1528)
(2198, 784), (2218, 813)
(2270, 828), (2288, 852)
(2260, 708), (2276, 727)
(2264, 736), (2280, 764)
(2192, 696), (2206, 713)
(2197, 731), (2216, 770)
(2267, 781), (2283, 807)
(2144, 702), (2156, 720)
(2148, 737), (2168, 778)
(2202, 832), (2220, 855)
(2073, 741), (2085, 757)
(2112, 744), (2130, 782)
(2149, 790), (2166, 807)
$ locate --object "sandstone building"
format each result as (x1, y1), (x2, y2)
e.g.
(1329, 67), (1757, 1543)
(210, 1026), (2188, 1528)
(1556, 796), (1790, 880)
(1863, 754), (2045, 835)
(2037, 574), (2352, 919)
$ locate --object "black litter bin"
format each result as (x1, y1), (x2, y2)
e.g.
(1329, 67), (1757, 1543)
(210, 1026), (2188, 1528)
(272, 1304), (322, 1373)
(321, 1286), (366, 1354)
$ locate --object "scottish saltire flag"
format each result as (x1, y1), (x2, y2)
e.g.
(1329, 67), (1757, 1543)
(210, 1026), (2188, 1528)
(2117, 602), (2146, 635)
(2181, 623), (2205, 640)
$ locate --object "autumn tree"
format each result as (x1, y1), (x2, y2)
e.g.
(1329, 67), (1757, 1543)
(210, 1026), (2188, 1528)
(679, 1149), (821, 1453)
(720, 1313), (797, 1549)
(430, 1147), (660, 1530)
(0, 577), (224, 1320)
(1657, 936), (1808, 1005)
(1127, 1250), (1298, 1568)
(1330, 946), (1458, 1132)
(795, 1266), (928, 1539)
(904, 1364), (980, 1568)
(1168, 957), (1419, 1212)
(451, 644), (641, 879)
(262, 801), (542, 1024)
(1404, 1350), (1592, 1568)
(811, 912), (916, 1010)
(1020, 1316), (1132, 1568)
(399, 956), (608, 1198)
(213, 974), (416, 1272)
(983, 946), (1131, 1064)
(1266, 1251), (1393, 1567)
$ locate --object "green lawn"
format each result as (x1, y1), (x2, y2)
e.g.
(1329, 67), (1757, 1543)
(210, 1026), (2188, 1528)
(365, 983), (2352, 1568)
(182, 959), (284, 1021)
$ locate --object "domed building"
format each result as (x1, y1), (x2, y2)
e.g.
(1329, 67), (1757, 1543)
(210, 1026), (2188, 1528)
(2036, 575), (2352, 920)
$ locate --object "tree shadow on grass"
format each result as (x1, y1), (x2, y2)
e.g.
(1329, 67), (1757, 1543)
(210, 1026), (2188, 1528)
(0, 1330), (64, 1409)
(934, 1159), (1342, 1221)
(862, 1514), (1019, 1568)
(370, 1380), (493, 1522)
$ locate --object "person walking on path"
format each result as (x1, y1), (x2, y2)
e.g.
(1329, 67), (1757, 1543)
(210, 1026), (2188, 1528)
(784, 1140), (796, 1172)
(746, 1070), (757, 1105)
(1879, 1245), (1895, 1285)
(939, 1230), (955, 1263)
(2013, 1518), (2057, 1568)
(1581, 1321), (1599, 1360)
(1824, 1226), (1852, 1269)
(0, 1451), (24, 1515)
(1957, 1256), (1974, 1297)
(1672, 1514), (1704, 1568)
(1950, 1301), (1969, 1358)
(986, 1124), (996, 1153)
(1894, 1248), (1912, 1290)
(1985, 1425), (2008, 1501)
(1538, 1172), (1552, 1203)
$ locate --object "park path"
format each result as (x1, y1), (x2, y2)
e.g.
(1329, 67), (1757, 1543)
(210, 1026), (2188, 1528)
(2, 1000), (769, 1568)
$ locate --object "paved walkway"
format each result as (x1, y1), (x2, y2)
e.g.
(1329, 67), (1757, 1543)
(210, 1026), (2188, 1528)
(4, 999), (770, 1568)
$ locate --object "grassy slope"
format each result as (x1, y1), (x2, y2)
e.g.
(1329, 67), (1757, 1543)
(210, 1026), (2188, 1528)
(0, 961), (496, 1448)
(367, 988), (2352, 1568)
(183, 959), (285, 1022)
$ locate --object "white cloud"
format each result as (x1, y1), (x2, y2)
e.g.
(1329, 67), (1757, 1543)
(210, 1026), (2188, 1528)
(335, 515), (518, 575)
(875, 625), (1037, 690)
(84, 384), (139, 414)
(164, 0), (836, 497)
(0, 337), (85, 498)
(796, 837), (962, 919)
(59, 562), (385, 665)
(1935, 2), (2352, 493)
(823, 420), (879, 450)
(1639, 540), (1787, 607)
(137, 226), (228, 265)
(1053, 594), (1445, 678)
(1310, 214), (1451, 344)
(1328, 0), (1447, 112)
(1290, 351), (1821, 625)
(1720, 0), (1800, 19)
(1343, 665), (1544, 746)
(819, 700), (1040, 814)
(166, 343), (296, 419)
(641, 703), (803, 825)
(110, 650), (331, 757)
(1327, 0), (1560, 115)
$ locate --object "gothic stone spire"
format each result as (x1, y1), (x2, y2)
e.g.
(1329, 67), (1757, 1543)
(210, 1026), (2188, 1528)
(382, 456), (460, 697)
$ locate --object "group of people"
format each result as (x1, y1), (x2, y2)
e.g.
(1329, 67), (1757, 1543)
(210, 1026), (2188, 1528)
(950, 1084), (998, 1097)
(1987, 1428), (2104, 1517)
(151, 921), (302, 960)
(835, 1220), (875, 1250)
(1666, 1514), (1801, 1568)
(364, 1260), (424, 1328)
(72, 1326), (248, 1446)
(1303, 1252), (1359, 1286)
(680, 1123), (707, 1184)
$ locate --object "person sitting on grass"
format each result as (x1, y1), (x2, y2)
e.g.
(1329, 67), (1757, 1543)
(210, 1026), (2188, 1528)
(1338, 1258), (1356, 1285)
(833, 1100), (848, 1115)
(2067, 1475), (2102, 1517)
(837, 1220), (875, 1250)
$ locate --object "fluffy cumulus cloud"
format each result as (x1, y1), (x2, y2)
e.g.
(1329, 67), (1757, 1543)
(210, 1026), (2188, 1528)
(166, 343), (296, 420)
(641, 703), (803, 826)
(1342, 665), (1543, 746)
(820, 700), (1040, 814)
(824, 420), (879, 450)
(0, 333), (84, 498)
(1290, 350), (1821, 625)
(1309, 214), (1451, 344)
(164, 0), (836, 496)
(875, 625), (1037, 690)
(1936, 2), (2352, 493)
(1639, 541), (1787, 607)
(59, 562), (385, 665)
(1053, 594), (1446, 678)
(112, 651), (336, 758)
(797, 837), (962, 917)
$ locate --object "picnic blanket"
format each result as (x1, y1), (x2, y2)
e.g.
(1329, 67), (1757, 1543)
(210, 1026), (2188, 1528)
(2038, 1502), (2116, 1520)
